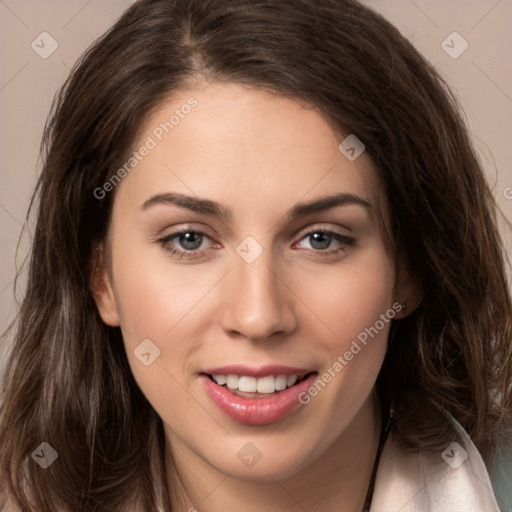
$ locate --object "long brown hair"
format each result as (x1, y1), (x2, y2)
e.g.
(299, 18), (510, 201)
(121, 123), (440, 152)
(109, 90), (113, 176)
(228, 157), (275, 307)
(1, 0), (511, 510)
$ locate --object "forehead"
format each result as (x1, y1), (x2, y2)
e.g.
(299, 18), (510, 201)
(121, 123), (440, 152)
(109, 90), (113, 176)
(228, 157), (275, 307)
(115, 82), (385, 223)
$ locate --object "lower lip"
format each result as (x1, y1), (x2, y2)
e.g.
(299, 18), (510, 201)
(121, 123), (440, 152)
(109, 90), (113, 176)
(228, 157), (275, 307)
(200, 373), (318, 425)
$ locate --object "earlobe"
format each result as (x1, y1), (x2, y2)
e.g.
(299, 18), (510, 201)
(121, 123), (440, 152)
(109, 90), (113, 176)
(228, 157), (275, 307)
(393, 264), (422, 319)
(89, 243), (120, 327)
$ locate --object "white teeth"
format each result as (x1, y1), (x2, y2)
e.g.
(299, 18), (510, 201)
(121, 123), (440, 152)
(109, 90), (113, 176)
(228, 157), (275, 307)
(226, 374), (239, 389)
(257, 375), (275, 393)
(238, 376), (257, 392)
(275, 375), (287, 390)
(286, 375), (298, 387)
(211, 373), (303, 393)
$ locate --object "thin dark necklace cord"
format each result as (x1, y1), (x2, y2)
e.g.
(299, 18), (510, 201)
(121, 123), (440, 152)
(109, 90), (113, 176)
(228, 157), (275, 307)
(361, 408), (393, 512)
(171, 409), (394, 512)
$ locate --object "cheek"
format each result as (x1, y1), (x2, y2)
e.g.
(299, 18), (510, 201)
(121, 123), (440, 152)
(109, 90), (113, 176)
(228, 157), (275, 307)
(111, 265), (218, 395)
(298, 248), (395, 353)
(293, 247), (395, 414)
(109, 228), (219, 346)
(109, 247), (210, 424)
(106, 228), (222, 405)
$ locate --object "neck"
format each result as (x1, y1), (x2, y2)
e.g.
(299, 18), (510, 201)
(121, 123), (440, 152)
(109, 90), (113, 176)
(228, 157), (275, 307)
(165, 395), (382, 512)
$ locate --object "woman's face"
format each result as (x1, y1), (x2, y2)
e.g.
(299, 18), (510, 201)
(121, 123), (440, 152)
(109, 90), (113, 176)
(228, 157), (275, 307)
(93, 82), (410, 481)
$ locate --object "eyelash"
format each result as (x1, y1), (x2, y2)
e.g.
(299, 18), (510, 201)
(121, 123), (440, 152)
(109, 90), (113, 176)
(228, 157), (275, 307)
(157, 228), (355, 260)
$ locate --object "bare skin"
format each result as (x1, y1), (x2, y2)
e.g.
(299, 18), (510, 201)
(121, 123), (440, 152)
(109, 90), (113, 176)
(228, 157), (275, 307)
(92, 81), (418, 511)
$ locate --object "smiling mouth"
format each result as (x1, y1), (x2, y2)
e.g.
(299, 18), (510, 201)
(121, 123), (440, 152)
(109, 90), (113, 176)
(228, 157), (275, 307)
(200, 370), (320, 425)
(202, 372), (316, 398)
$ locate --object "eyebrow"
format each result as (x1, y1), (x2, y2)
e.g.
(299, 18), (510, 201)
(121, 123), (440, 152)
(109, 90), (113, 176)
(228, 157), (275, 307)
(141, 192), (371, 220)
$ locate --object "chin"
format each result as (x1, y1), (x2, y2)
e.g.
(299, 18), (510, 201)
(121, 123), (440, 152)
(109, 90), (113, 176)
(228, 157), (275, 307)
(206, 436), (321, 481)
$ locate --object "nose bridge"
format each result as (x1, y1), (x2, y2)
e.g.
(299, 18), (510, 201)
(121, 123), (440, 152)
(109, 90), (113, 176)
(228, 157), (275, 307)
(220, 239), (295, 341)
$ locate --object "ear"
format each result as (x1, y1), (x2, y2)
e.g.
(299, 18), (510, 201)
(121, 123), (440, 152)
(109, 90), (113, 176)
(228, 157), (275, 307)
(89, 243), (120, 326)
(393, 263), (422, 319)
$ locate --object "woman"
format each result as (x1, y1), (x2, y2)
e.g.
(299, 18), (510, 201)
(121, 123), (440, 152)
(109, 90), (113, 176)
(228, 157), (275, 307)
(1, 0), (511, 510)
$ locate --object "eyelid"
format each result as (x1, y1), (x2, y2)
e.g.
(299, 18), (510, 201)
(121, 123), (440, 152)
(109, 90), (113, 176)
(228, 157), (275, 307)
(293, 222), (352, 239)
(158, 227), (217, 248)
(157, 222), (352, 244)
(154, 221), (216, 237)
(157, 223), (355, 261)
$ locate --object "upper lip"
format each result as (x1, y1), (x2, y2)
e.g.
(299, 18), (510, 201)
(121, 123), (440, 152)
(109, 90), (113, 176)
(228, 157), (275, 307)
(201, 364), (317, 378)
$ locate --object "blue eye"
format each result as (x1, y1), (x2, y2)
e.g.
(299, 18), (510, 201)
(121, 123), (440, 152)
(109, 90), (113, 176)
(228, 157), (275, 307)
(158, 229), (212, 259)
(295, 229), (355, 254)
(157, 228), (355, 259)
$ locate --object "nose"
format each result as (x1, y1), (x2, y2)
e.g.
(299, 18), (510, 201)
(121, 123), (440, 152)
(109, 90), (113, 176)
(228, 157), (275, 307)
(220, 247), (297, 343)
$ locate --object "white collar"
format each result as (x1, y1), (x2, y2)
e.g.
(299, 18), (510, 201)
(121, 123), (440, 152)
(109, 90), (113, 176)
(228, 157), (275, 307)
(371, 418), (500, 511)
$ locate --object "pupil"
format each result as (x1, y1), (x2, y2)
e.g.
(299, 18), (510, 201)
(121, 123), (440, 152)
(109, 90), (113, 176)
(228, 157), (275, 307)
(180, 232), (202, 250)
(310, 233), (330, 250)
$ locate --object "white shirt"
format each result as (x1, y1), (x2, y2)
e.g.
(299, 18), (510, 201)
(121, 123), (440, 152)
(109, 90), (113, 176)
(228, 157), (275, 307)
(371, 417), (500, 511)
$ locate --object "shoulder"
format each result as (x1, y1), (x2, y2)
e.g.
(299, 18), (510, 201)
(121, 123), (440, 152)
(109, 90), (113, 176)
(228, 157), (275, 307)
(371, 417), (500, 511)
